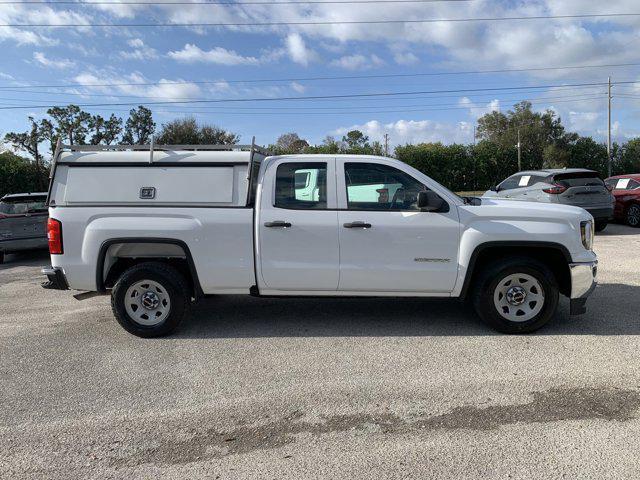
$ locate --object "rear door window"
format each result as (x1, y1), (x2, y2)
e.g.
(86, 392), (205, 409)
(274, 162), (327, 209)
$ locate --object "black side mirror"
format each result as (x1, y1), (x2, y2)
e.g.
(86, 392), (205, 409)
(417, 191), (444, 212)
(490, 185), (499, 192)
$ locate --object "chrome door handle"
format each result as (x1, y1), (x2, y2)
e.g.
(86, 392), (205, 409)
(264, 220), (292, 228)
(343, 221), (372, 229)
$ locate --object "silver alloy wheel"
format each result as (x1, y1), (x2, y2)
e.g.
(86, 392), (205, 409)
(628, 205), (640, 227)
(493, 273), (545, 322)
(124, 279), (171, 326)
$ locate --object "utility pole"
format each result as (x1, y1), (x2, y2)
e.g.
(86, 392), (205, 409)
(517, 128), (522, 171)
(607, 76), (612, 177)
(383, 133), (389, 156)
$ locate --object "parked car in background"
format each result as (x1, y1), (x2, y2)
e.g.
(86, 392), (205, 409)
(605, 174), (640, 227)
(484, 169), (615, 231)
(0, 192), (48, 263)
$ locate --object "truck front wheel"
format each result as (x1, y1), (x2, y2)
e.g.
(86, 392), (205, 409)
(111, 262), (190, 338)
(472, 257), (559, 334)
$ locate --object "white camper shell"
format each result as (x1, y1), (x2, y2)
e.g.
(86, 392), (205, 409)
(48, 143), (267, 208)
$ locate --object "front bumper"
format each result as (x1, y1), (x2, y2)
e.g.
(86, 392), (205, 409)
(569, 260), (598, 315)
(41, 266), (69, 290)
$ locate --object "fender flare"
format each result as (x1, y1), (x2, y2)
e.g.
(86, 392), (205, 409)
(96, 237), (204, 297)
(458, 241), (572, 299)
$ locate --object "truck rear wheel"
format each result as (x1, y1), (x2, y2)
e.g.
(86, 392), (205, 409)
(472, 256), (559, 334)
(111, 262), (190, 338)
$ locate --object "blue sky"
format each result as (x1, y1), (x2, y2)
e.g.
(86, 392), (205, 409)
(1, 0), (640, 150)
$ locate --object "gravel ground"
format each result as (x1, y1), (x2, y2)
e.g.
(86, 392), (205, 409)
(1, 224), (639, 479)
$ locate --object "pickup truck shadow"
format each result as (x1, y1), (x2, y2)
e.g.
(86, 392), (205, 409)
(179, 282), (640, 338)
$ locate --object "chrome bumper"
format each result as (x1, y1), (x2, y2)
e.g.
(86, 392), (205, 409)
(569, 260), (597, 315)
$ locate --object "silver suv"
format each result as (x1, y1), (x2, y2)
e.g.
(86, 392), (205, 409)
(0, 192), (48, 263)
(485, 169), (615, 231)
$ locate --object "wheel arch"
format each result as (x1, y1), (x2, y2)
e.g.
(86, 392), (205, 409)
(459, 241), (572, 300)
(96, 238), (204, 298)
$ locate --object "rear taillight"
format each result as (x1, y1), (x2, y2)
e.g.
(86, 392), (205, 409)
(47, 218), (63, 255)
(543, 184), (567, 194)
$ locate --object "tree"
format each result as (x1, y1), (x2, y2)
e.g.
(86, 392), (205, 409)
(618, 138), (640, 174)
(273, 132), (309, 154)
(0, 151), (48, 197)
(155, 117), (239, 145)
(476, 101), (577, 171)
(88, 114), (123, 145)
(121, 106), (155, 145)
(3, 116), (45, 166)
(40, 105), (92, 151)
(567, 137), (608, 175)
(341, 130), (370, 153)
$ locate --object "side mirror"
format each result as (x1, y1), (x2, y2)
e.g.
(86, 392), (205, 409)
(490, 185), (499, 192)
(417, 191), (444, 212)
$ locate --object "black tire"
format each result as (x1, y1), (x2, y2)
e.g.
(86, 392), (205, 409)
(626, 204), (640, 228)
(111, 262), (190, 338)
(472, 256), (559, 334)
(595, 221), (608, 232)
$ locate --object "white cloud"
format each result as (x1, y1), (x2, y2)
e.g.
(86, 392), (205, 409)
(286, 33), (314, 66)
(73, 70), (203, 100)
(394, 52), (419, 66)
(459, 97), (501, 119)
(32, 51), (75, 69)
(167, 43), (260, 66)
(332, 119), (474, 146)
(291, 82), (306, 93)
(120, 38), (158, 60)
(330, 54), (385, 71)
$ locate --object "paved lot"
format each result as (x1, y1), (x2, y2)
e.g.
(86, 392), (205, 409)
(1, 224), (640, 479)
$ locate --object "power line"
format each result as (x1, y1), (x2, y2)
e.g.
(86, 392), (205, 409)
(4, 12), (640, 27)
(0, 94), (604, 115)
(0, 80), (629, 110)
(0, 89), (605, 107)
(1, 0), (474, 4)
(3, 62), (639, 90)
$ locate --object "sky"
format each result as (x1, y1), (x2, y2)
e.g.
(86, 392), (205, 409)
(1, 0), (640, 150)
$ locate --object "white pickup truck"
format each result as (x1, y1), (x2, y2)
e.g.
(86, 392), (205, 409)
(42, 142), (598, 337)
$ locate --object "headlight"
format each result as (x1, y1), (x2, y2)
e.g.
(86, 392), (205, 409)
(580, 220), (594, 250)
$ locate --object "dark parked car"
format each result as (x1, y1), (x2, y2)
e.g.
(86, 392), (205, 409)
(484, 169), (615, 231)
(0, 192), (48, 263)
(605, 174), (640, 227)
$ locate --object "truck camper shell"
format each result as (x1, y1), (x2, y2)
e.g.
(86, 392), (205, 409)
(47, 139), (269, 208)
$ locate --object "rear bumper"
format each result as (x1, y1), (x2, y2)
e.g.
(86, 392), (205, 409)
(41, 266), (69, 290)
(585, 206), (614, 221)
(569, 260), (598, 315)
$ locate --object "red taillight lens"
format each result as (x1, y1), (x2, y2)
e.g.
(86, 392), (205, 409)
(543, 184), (567, 194)
(47, 218), (63, 255)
